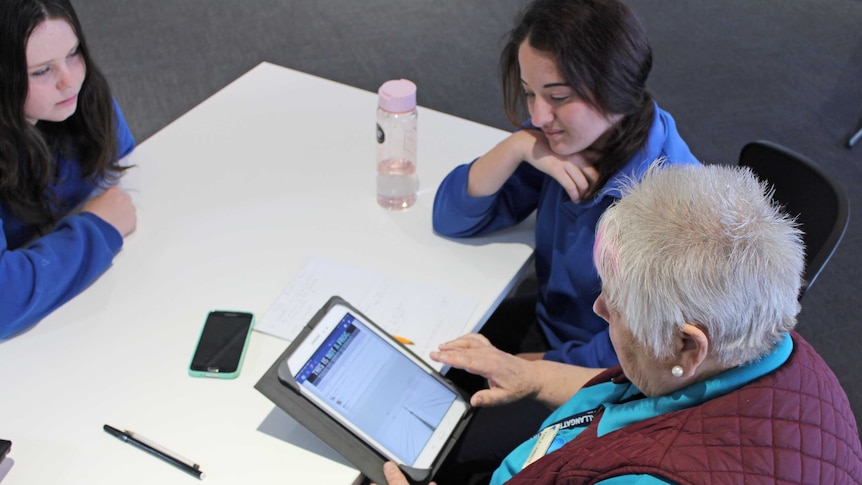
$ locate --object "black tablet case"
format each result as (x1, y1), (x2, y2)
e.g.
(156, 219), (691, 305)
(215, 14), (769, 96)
(254, 296), (472, 485)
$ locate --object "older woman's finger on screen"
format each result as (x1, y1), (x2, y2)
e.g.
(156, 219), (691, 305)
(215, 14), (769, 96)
(436, 333), (492, 351)
(431, 339), (508, 377)
(433, 344), (538, 406)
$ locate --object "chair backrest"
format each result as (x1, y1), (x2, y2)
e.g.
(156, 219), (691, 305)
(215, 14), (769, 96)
(738, 140), (850, 299)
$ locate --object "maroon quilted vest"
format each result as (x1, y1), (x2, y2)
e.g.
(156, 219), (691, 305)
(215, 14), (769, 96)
(508, 331), (862, 484)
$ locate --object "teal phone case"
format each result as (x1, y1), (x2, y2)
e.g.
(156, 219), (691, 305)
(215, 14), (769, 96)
(188, 310), (254, 379)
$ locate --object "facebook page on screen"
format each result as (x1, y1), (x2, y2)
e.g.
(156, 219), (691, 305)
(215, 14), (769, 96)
(295, 312), (456, 463)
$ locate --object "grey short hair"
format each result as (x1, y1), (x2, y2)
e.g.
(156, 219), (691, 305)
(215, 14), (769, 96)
(594, 163), (804, 367)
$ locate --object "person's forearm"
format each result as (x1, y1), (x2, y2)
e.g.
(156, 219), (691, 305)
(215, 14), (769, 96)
(531, 361), (605, 408)
(0, 214), (121, 338)
(467, 132), (528, 196)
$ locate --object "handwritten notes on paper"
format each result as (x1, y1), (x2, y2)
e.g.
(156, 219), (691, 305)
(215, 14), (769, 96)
(256, 256), (478, 369)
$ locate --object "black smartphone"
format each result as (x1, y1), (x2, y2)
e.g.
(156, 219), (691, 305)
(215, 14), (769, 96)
(188, 310), (254, 379)
(0, 439), (10, 464)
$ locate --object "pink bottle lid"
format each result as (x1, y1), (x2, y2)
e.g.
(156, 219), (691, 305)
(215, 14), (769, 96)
(378, 79), (417, 113)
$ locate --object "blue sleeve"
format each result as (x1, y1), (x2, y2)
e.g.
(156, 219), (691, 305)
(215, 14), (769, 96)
(543, 327), (619, 368)
(432, 160), (545, 237)
(113, 99), (136, 159)
(0, 212), (123, 339)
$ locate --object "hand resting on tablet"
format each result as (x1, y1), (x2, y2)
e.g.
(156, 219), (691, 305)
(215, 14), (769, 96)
(371, 461), (437, 485)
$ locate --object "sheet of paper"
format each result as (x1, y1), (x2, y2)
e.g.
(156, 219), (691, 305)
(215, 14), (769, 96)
(257, 256), (477, 369)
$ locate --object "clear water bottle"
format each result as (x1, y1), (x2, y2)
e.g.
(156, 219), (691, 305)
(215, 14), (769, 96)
(376, 79), (418, 210)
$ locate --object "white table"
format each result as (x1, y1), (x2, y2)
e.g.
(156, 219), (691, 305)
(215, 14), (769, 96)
(0, 62), (534, 484)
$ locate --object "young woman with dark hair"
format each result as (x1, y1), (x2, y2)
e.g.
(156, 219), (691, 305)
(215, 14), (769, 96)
(0, 0), (136, 338)
(434, 0), (699, 369)
(430, 1), (700, 479)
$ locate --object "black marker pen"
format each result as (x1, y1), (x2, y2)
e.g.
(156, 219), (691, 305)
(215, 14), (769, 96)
(103, 424), (205, 480)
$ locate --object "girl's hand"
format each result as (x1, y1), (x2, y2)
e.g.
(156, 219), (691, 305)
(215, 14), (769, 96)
(516, 130), (599, 202)
(82, 186), (137, 237)
(466, 130), (598, 201)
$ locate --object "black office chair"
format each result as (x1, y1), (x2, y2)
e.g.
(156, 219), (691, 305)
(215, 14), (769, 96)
(738, 141), (850, 300)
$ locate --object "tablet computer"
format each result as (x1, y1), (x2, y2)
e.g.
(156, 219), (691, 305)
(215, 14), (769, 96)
(276, 297), (471, 480)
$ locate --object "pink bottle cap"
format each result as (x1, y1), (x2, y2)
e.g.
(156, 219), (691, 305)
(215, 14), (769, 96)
(378, 79), (417, 113)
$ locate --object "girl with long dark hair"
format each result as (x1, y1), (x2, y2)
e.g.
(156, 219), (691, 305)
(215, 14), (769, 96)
(430, 1), (701, 479)
(434, 0), (699, 369)
(0, 0), (136, 338)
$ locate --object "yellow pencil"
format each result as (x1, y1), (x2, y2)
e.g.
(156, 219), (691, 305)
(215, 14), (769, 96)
(393, 335), (415, 345)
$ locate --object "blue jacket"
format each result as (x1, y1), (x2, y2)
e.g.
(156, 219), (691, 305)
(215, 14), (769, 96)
(0, 102), (135, 339)
(432, 104), (698, 366)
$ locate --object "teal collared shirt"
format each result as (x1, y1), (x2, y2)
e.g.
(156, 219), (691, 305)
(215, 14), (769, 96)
(491, 333), (794, 484)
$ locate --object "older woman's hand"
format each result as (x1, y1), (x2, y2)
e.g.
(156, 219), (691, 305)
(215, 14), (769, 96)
(431, 334), (539, 407)
(433, 333), (605, 408)
(369, 462), (437, 485)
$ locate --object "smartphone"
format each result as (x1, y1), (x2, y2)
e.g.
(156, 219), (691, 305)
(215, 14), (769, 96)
(189, 310), (254, 379)
(281, 299), (470, 470)
(0, 439), (10, 464)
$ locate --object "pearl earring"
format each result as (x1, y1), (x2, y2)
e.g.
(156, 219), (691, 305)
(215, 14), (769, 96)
(671, 365), (684, 377)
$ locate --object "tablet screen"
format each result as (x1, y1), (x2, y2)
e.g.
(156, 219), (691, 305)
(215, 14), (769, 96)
(292, 310), (461, 466)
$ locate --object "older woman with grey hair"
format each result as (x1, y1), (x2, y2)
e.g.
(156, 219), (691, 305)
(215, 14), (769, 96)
(377, 163), (862, 484)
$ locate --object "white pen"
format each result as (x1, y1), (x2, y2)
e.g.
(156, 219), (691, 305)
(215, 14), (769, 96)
(104, 424), (205, 480)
